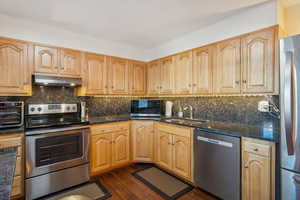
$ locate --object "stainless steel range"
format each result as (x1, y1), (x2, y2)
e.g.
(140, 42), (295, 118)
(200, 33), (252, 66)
(25, 103), (90, 200)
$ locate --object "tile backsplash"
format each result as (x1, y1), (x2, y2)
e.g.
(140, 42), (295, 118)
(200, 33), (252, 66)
(0, 86), (279, 127)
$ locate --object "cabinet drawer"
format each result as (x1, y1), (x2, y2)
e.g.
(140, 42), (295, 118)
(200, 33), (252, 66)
(0, 136), (22, 149)
(156, 123), (192, 138)
(91, 122), (130, 135)
(11, 175), (22, 197)
(14, 157), (22, 176)
(244, 141), (271, 157)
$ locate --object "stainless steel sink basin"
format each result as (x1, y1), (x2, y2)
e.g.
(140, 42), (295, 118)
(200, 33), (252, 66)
(164, 118), (209, 126)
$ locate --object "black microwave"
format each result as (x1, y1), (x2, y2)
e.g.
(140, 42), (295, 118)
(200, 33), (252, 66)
(130, 100), (161, 118)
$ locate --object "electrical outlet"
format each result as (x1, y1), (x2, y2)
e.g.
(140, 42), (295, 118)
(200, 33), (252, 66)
(258, 101), (269, 112)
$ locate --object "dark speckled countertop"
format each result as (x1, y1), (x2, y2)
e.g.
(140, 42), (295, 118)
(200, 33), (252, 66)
(89, 115), (279, 143)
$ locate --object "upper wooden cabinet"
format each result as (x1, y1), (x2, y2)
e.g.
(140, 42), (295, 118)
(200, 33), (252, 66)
(131, 121), (154, 162)
(175, 51), (193, 94)
(0, 38), (31, 96)
(130, 61), (146, 95)
(34, 45), (81, 77)
(160, 56), (175, 94)
(241, 28), (276, 93)
(60, 48), (81, 77)
(84, 53), (108, 95)
(109, 57), (129, 94)
(214, 38), (241, 94)
(147, 61), (161, 95)
(192, 46), (214, 94)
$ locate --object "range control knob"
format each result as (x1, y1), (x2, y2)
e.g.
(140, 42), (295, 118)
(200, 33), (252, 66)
(72, 106), (76, 111)
(37, 107), (42, 112)
(66, 106), (70, 111)
(30, 107), (35, 112)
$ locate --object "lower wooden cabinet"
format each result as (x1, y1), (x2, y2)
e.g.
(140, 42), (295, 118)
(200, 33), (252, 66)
(155, 122), (192, 180)
(131, 121), (154, 162)
(242, 137), (275, 200)
(90, 122), (130, 175)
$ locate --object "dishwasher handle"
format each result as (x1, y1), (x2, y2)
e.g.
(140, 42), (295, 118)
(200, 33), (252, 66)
(196, 136), (233, 148)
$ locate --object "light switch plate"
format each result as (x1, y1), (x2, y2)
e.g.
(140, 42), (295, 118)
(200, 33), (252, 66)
(258, 100), (269, 112)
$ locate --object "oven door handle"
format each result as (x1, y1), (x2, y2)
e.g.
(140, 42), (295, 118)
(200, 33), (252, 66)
(25, 126), (90, 136)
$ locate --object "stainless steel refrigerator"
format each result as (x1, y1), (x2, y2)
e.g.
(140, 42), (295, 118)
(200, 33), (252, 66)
(280, 34), (300, 200)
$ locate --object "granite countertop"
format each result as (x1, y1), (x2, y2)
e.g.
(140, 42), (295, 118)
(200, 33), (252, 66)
(89, 115), (279, 142)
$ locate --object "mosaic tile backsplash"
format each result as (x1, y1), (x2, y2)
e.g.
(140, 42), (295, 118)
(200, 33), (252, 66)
(0, 86), (279, 126)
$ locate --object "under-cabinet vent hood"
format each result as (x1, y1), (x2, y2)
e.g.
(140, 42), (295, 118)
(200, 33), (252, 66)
(33, 75), (82, 87)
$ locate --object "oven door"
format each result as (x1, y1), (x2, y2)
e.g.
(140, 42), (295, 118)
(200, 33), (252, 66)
(26, 126), (90, 178)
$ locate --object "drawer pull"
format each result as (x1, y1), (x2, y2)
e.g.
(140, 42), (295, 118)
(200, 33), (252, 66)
(244, 165), (249, 168)
(253, 148), (259, 152)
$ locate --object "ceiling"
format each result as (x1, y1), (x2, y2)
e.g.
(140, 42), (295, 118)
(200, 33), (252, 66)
(0, 0), (272, 50)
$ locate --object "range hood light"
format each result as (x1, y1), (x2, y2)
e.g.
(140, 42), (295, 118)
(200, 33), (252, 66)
(44, 82), (49, 85)
(70, 83), (75, 87)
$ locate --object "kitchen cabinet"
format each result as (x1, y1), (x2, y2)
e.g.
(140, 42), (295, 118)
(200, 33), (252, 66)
(130, 61), (146, 95)
(111, 130), (130, 167)
(59, 48), (82, 77)
(214, 38), (241, 94)
(83, 53), (108, 95)
(175, 51), (193, 94)
(109, 57), (129, 94)
(90, 122), (130, 175)
(192, 46), (214, 94)
(34, 45), (82, 77)
(147, 60), (161, 95)
(242, 137), (275, 200)
(131, 121), (154, 162)
(241, 28), (276, 93)
(160, 56), (175, 94)
(0, 133), (24, 199)
(155, 122), (192, 180)
(0, 38), (31, 96)
(91, 133), (111, 173)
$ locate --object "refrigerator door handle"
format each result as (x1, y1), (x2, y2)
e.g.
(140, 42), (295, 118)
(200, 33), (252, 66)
(284, 51), (296, 155)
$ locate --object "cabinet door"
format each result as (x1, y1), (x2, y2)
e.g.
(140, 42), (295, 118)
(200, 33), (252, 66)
(156, 130), (173, 170)
(243, 152), (271, 200)
(214, 38), (241, 94)
(193, 46), (213, 94)
(109, 57), (129, 94)
(0, 39), (28, 94)
(175, 51), (193, 94)
(147, 61), (161, 95)
(91, 133), (111, 174)
(34, 45), (59, 74)
(85, 54), (108, 95)
(130, 61), (146, 95)
(60, 49), (81, 77)
(172, 135), (191, 179)
(242, 28), (275, 93)
(132, 121), (154, 162)
(160, 57), (175, 94)
(112, 130), (130, 166)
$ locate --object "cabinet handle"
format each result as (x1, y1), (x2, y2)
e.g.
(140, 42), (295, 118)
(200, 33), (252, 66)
(188, 84), (192, 87)
(244, 165), (249, 168)
(193, 83), (196, 87)
(243, 80), (247, 84)
(253, 148), (258, 152)
(235, 81), (240, 84)
(105, 86), (108, 89)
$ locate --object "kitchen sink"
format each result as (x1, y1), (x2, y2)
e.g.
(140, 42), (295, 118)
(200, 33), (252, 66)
(164, 118), (209, 126)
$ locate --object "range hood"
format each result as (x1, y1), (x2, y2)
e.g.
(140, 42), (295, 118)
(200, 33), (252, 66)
(33, 75), (82, 87)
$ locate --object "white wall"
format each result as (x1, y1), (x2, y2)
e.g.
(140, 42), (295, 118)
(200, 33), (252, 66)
(0, 13), (147, 61)
(144, 1), (277, 61)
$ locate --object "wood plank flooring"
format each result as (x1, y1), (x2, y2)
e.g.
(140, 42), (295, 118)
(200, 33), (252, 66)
(92, 164), (219, 200)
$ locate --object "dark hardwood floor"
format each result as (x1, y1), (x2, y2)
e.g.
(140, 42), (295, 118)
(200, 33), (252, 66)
(92, 164), (219, 200)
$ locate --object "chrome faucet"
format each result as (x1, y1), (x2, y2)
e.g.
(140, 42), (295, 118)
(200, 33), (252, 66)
(183, 104), (193, 120)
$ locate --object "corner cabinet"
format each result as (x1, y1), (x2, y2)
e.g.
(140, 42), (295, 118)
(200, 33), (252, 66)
(0, 38), (32, 96)
(90, 122), (130, 176)
(155, 122), (192, 181)
(34, 45), (82, 77)
(131, 121), (154, 162)
(242, 137), (275, 200)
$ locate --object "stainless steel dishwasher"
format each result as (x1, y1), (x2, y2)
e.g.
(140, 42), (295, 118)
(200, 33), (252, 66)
(194, 128), (240, 200)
